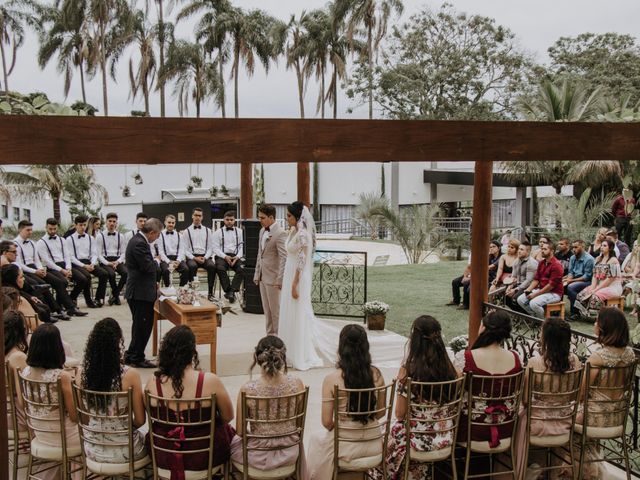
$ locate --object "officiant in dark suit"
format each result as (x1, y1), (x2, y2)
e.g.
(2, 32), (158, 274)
(124, 217), (163, 368)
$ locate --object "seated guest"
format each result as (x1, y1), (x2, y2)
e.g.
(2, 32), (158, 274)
(622, 244), (640, 316)
(3, 285), (38, 330)
(454, 311), (522, 449)
(555, 237), (572, 276)
(5, 310), (29, 431)
(564, 239), (595, 320)
(157, 214), (190, 287)
(447, 256), (471, 309)
(145, 325), (235, 475)
(309, 324), (387, 480)
(517, 241), (564, 319)
(212, 211), (245, 303)
(66, 215), (108, 309)
(488, 241), (502, 285)
(1, 264), (59, 323)
(88, 216), (101, 238)
(372, 316), (459, 480)
(182, 208), (217, 300)
(589, 227), (608, 259)
(606, 229), (630, 264)
(574, 239), (622, 317)
(532, 235), (551, 263)
(97, 212), (128, 306)
(77, 318), (147, 463)
(490, 238), (519, 292)
(230, 336), (307, 476)
(505, 241), (538, 312)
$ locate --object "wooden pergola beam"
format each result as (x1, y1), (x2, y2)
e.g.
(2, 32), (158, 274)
(2, 116), (640, 165)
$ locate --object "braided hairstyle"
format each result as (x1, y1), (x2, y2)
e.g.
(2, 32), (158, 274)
(250, 335), (287, 378)
(471, 310), (512, 350)
(337, 324), (377, 424)
(155, 325), (200, 398)
(81, 318), (125, 393)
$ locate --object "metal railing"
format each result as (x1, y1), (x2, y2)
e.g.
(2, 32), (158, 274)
(313, 216), (472, 238)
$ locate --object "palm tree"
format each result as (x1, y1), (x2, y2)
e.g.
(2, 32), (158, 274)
(355, 191), (387, 239)
(304, 8), (330, 119)
(284, 12), (311, 118)
(518, 79), (603, 122)
(0, 0), (38, 95)
(158, 39), (218, 118)
(333, 0), (403, 119)
(127, 9), (157, 116)
(38, 0), (91, 103)
(551, 187), (617, 240)
(178, 0), (232, 117)
(0, 165), (107, 221)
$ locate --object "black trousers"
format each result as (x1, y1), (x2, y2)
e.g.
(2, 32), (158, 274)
(451, 275), (470, 308)
(158, 257), (190, 287)
(23, 274), (61, 313)
(615, 216), (633, 247)
(103, 260), (127, 297)
(186, 257), (217, 293)
(214, 256), (245, 293)
(69, 263), (109, 301)
(25, 268), (74, 311)
(125, 299), (155, 363)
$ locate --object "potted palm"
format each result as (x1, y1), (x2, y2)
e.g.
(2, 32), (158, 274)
(191, 176), (203, 188)
(363, 301), (389, 330)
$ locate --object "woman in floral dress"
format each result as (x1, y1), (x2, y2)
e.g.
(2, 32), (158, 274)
(575, 239), (622, 316)
(371, 316), (460, 480)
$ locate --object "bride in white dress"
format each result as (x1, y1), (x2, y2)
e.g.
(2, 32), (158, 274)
(279, 202), (408, 371)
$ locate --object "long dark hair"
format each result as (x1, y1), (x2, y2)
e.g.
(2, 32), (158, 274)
(287, 201), (304, 221)
(490, 240), (502, 259)
(597, 239), (616, 263)
(250, 335), (287, 378)
(26, 324), (66, 370)
(596, 307), (630, 348)
(471, 310), (512, 350)
(540, 318), (572, 373)
(155, 325), (200, 398)
(1, 264), (22, 289)
(81, 318), (124, 393)
(337, 324), (377, 424)
(2, 286), (20, 310)
(4, 310), (28, 355)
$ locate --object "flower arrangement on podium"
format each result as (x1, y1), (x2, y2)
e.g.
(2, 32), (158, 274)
(363, 301), (389, 330)
(176, 283), (197, 305)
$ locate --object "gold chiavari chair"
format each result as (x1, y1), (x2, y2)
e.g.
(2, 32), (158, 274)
(6, 361), (30, 480)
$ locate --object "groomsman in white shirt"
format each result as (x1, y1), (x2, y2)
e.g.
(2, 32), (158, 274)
(97, 212), (128, 305)
(212, 211), (245, 303)
(66, 215), (108, 309)
(125, 212), (148, 244)
(157, 214), (189, 286)
(14, 219), (86, 316)
(183, 207), (217, 300)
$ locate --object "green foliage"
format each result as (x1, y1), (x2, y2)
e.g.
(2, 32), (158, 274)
(354, 191), (387, 239)
(62, 167), (108, 219)
(347, 3), (532, 120)
(547, 187), (616, 241)
(0, 91), (96, 115)
(443, 232), (470, 261)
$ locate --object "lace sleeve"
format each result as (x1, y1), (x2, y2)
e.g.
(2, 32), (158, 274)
(453, 350), (467, 372)
(294, 230), (309, 273)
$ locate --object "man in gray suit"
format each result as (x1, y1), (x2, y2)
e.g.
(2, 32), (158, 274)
(254, 204), (287, 335)
(505, 241), (538, 313)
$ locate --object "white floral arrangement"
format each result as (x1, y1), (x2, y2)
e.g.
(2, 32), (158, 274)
(363, 301), (390, 315)
(449, 334), (469, 353)
(176, 285), (196, 305)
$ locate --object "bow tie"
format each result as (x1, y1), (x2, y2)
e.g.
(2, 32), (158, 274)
(265, 227), (270, 232)
(78, 234), (86, 238)
(225, 227), (234, 231)
(193, 226), (201, 230)
(22, 240), (30, 244)
(166, 231), (174, 235)
(49, 236), (57, 240)
(107, 232), (116, 236)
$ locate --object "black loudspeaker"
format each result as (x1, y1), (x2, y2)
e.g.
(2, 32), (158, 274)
(242, 267), (263, 314)
(243, 220), (261, 268)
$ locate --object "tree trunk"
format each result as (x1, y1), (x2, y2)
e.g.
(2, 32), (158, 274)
(143, 77), (150, 116)
(555, 184), (562, 229)
(296, 61), (309, 206)
(99, 22), (109, 116)
(240, 163), (253, 218)
(79, 60), (87, 104)
(233, 46), (240, 118)
(218, 47), (225, 118)
(332, 68), (337, 119)
(0, 41), (9, 95)
(53, 194), (61, 222)
(320, 64), (325, 119)
(367, 22), (373, 120)
(313, 161), (320, 220)
(158, 0), (166, 117)
(296, 62), (304, 119)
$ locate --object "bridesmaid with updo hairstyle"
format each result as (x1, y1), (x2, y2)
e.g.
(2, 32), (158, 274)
(230, 336), (308, 476)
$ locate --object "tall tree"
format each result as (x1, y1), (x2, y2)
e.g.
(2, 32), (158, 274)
(0, 0), (38, 94)
(285, 11), (310, 118)
(158, 39), (218, 118)
(333, 0), (403, 119)
(326, 3), (358, 119)
(38, 0), (91, 103)
(178, 0), (232, 117)
(126, 9), (157, 116)
(304, 8), (330, 119)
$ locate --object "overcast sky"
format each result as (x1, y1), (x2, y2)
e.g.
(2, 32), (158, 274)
(10, 0), (640, 118)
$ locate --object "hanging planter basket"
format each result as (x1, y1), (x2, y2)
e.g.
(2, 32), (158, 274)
(191, 176), (203, 188)
(186, 184), (194, 194)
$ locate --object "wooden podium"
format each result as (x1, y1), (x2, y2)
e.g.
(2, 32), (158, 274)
(153, 298), (220, 372)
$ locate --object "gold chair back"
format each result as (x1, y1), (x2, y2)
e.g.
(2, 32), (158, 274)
(6, 361), (29, 480)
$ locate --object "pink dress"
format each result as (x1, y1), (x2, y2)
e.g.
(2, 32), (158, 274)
(575, 261), (622, 315)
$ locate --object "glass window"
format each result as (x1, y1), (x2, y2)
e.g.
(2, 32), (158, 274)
(23, 209), (31, 222)
(0, 204), (7, 218)
(13, 207), (20, 221)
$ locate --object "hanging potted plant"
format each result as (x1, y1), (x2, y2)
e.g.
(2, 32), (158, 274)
(220, 184), (229, 197)
(122, 185), (131, 197)
(209, 185), (219, 197)
(191, 175), (203, 188)
(362, 301), (389, 330)
(186, 184), (194, 194)
(132, 173), (143, 185)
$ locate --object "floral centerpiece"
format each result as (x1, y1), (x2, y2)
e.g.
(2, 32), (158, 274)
(176, 284), (197, 305)
(449, 334), (469, 353)
(363, 300), (389, 330)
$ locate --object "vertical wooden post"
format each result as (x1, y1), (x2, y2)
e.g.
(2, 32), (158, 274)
(468, 160), (493, 345)
(240, 163), (253, 219)
(297, 162), (310, 206)
(0, 282), (7, 480)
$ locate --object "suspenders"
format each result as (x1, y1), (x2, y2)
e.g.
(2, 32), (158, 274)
(16, 240), (36, 265)
(221, 228), (240, 256)
(161, 232), (180, 256)
(187, 227), (208, 254)
(70, 235), (92, 260)
(43, 237), (65, 264)
(100, 231), (121, 257)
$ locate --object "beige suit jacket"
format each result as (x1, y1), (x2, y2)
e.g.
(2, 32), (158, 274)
(254, 223), (287, 286)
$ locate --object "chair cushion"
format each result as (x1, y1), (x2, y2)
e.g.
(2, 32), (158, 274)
(31, 438), (82, 460)
(339, 454), (383, 470)
(86, 455), (151, 475)
(458, 438), (512, 454)
(574, 423), (624, 439)
(157, 465), (222, 480)
(530, 433), (571, 447)
(232, 460), (296, 479)
(409, 446), (452, 462)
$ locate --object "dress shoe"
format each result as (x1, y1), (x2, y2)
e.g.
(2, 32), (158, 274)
(225, 291), (236, 303)
(68, 308), (88, 317)
(52, 312), (70, 321)
(208, 294), (217, 302)
(127, 359), (157, 369)
(445, 300), (458, 306)
(108, 296), (121, 306)
(86, 299), (99, 308)
(95, 299), (104, 307)
(43, 317), (59, 324)
(456, 305), (469, 310)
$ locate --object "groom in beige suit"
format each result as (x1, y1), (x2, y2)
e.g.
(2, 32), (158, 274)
(254, 204), (287, 335)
